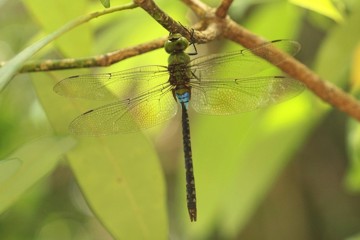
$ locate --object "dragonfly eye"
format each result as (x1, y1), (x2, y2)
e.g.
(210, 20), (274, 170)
(165, 33), (189, 53)
(168, 33), (181, 42)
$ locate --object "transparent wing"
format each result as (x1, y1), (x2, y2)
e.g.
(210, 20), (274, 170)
(69, 85), (177, 135)
(54, 65), (169, 100)
(190, 76), (304, 115)
(189, 40), (300, 80)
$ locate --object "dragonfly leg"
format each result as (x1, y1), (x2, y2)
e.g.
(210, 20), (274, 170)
(186, 28), (198, 56)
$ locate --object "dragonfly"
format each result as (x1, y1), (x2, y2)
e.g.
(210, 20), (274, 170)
(54, 33), (304, 222)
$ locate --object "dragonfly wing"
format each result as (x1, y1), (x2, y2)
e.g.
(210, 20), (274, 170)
(190, 76), (304, 115)
(54, 65), (169, 100)
(70, 86), (177, 135)
(189, 40), (300, 80)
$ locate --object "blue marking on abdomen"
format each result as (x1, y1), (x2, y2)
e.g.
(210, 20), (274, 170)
(176, 92), (190, 109)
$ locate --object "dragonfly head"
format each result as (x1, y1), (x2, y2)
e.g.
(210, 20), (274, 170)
(165, 33), (190, 54)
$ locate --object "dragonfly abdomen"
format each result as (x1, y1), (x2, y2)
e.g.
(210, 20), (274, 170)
(180, 102), (197, 222)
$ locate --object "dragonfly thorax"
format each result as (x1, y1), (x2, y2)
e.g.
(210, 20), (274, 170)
(169, 63), (192, 109)
(166, 34), (193, 109)
(167, 39), (192, 87)
(166, 33), (192, 87)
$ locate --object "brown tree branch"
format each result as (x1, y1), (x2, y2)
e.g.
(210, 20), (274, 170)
(14, 37), (166, 73)
(215, 0), (234, 18)
(134, 0), (215, 43)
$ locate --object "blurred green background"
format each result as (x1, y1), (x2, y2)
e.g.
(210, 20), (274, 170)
(1, 0), (360, 239)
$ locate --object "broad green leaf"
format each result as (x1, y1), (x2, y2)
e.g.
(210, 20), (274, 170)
(312, 1), (360, 193)
(0, 136), (76, 214)
(23, 0), (91, 57)
(346, 44), (360, 191)
(31, 72), (168, 239)
(289, 0), (344, 22)
(347, 232), (360, 240)
(314, 0), (360, 206)
(0, 3), (136, 93)
(245, 1), (302, 40)
(100, 0), (111, 8)
(68, 135), (167, 240)
(184, 94), (315, 239)
(351, 43), (360, 93)
(0, 35), (66, 93)
(0, 158), (22, 184)
(346, 117), (360, 191)
(218, 96), (313, 236)
(315, 2), (360, 87)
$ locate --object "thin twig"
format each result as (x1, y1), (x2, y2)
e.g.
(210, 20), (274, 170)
(215, 0), (234, 18)
(17, 37), (166, 73)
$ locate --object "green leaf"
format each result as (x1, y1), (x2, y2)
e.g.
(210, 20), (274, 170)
(0, 0), (89, 93)
(0, 35), (64, 93)
(100, 0), (111, 8)
(314, 0), (360, 200)
(346, 232), (360, 240)
(345, 118), (360, 191)
(184, 94), (315, 238)
(314, 2), (360, 87)
(245, 1), (302, 40)
(0, 136), (76, 214)
(345, 45), (360, 192)
(31, 72), (168, 239)
(351, 44), (360, 93)
(68, 136), (168, 239)
(23, 0), (91, 57)
(289, 0), (344, 22)
(218, 97), (313, 236)
(0, 158), (22, 184)
(0, 3), (136, 93)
